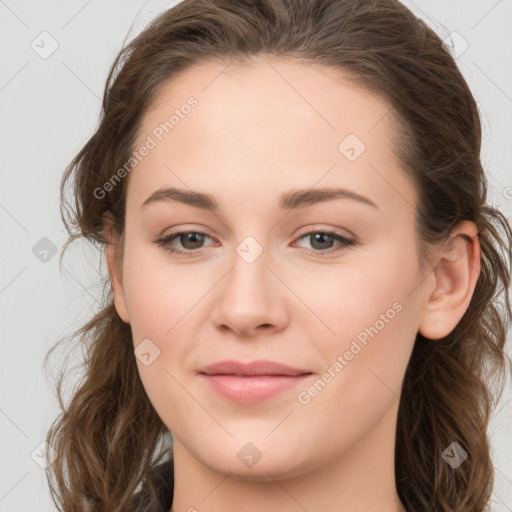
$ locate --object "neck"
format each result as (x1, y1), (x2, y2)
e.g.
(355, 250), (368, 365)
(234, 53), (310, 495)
(169, 399), (405, 512)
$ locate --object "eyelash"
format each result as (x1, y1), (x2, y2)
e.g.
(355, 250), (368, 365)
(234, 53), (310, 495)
(154, 229), (356, 258)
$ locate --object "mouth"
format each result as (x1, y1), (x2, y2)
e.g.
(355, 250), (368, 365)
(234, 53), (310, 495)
(197, 359), (314, 403)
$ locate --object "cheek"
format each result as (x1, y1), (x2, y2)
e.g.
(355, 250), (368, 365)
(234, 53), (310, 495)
(300, 243), (416, 340)
(121, 242), (205, 341)
(300, 240), (419, 397)
(295, 299), (415, 441)
(121, 248), (201, 422)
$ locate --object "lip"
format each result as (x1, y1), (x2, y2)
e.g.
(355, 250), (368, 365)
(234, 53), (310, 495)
(197, 360), (314, 403)
(199, 374), (313, 403)
(198, 359), (311, 376)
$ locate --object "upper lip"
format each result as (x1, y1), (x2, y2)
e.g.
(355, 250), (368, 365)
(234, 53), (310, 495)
(198, 359), (312, 376)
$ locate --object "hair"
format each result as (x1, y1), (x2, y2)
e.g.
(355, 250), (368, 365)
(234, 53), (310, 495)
(44, 0), (512, 511)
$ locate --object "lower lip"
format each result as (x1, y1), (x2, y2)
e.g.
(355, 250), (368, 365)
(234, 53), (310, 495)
(199, 373), (313, 403)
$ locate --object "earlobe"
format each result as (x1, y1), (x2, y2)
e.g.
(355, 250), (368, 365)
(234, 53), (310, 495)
(103, 214), (131, 324)
(418, 221), (480, 340)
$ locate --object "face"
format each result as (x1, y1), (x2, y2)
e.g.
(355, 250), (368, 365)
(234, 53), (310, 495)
(109, 57), (430, 480)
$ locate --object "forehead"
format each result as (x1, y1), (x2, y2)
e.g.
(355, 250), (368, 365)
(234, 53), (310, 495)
(139, 56), (395, 147)
(127, 57), (414, 216)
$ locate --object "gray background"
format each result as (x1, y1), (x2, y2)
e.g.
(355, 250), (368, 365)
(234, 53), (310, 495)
(1, 1), (511, 510)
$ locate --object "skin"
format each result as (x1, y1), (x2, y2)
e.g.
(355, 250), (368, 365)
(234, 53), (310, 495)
(104, 56), (480, 512)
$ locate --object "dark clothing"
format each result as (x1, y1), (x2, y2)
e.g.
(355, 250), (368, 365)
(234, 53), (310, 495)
(128, 459), (174, 512)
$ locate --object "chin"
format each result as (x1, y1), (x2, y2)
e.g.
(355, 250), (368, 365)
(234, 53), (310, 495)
(201, 448), (308, 482)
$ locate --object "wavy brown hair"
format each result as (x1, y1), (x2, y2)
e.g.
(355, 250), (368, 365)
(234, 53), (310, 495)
(44, 0), (512, 511)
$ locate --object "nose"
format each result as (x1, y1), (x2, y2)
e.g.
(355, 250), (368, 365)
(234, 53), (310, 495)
(210, 247), (289, 337)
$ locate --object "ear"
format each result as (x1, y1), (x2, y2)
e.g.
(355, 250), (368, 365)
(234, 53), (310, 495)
(418, 220), (481, 340)
(103, 212), (130, 324)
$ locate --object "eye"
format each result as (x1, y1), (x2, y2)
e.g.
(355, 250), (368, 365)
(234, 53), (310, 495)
(293, 230), (356, 256)
(154, 229), (356, 258)
(155, 231), (215, 257)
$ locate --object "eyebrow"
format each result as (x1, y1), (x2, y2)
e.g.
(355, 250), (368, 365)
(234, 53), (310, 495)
(141, 186), (379, 211)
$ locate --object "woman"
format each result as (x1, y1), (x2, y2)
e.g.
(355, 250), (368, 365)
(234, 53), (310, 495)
(44, 0), (512, 511)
